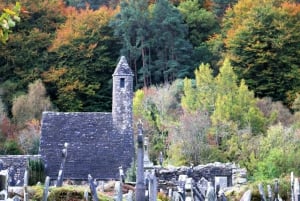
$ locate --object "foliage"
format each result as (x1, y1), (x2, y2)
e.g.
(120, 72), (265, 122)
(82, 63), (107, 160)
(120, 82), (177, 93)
(12, 79), (52, 127)
(28, 158), (45, 185)
(0, 2), (21, 43)
(133, 81), (183, 163)
(0, 139), (23, 154)
(167, 110), (211, 164)
(47, 185), (113, 201)
(125, 160), (136, 182)
(252, 124), (300, 180)
(18, 119), (41, 154)
(112, 0), (193, 87)
(0, 0), (66, 116)
(178, 0), (219, 67)
(44, 6), (120, 111)
(224, 0), (300, 107)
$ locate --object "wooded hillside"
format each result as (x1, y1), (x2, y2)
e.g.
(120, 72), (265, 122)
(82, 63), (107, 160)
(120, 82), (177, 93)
(1, 0), (300, 180)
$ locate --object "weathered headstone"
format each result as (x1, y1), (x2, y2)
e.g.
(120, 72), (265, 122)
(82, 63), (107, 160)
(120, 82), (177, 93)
(42, 176), (50, 201)
(148, 171), (157, 201)
(88, 174), (99, 201)
(292, 172), (295, 201)
(144, 136), (153, 169)
(159, 152), (163, 167)
(84, 189), (89, 201)
(267, 185), (273, 201)
(126, 190), (133, 201)
(258, 183), (267, 201)
(56, 142), (69, 187)
(114, 181), (122, 201)
(274, 179), (279, 201)
(205, 181), (217, 201)
(294, 178), (299, 201)
(23, 169), (29, 201)
(119, 166), (125, 183)
(136, 122), (146, 201)
(8, 166), (16, 186)
(240, 190), (252, 201)
(0, 170), (8, 201)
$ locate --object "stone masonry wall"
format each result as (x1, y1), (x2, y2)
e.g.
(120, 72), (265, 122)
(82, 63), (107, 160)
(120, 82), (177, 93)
(0, 155), (40, 186)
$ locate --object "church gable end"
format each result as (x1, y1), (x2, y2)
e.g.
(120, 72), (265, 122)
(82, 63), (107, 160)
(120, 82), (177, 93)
(39, 56), (134, 181)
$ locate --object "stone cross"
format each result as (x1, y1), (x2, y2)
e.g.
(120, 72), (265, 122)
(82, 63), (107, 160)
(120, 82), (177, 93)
(135, 121), (146, 201)
(42, 176), (50, 201)
(56, 142), (69, 187)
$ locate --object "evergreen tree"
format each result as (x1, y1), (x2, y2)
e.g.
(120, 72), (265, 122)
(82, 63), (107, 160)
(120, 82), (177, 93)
(150, 0), (193, 84)
(111, 0), (151, 87)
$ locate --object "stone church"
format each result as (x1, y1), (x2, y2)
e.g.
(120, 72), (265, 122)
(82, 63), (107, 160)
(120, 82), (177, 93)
(39, 56), (134, 180)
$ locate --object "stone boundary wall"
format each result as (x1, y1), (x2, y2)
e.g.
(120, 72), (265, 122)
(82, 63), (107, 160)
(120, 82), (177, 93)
(156, 162), (247, 189)
(0, 155), (41, 186)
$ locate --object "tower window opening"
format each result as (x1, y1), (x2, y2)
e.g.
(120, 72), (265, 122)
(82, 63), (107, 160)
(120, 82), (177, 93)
(120, 78), (125, 88)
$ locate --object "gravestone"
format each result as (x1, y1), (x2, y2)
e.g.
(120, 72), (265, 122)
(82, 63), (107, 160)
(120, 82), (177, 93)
(258, 183), (267, 201)
(144, 136), (153, 169)
(56, 142), (69, 187)
(23, 169), (29, 201)
(215, 176), (228, 190)
(205, 181), (217, 201)
(294, 178), (299, 201)
(42, 176), (50, 201)
(240, 190), (252, 201)
(114, 181), (122, 201)
(88, 174), (99, 201)
(0, 170), (8, 201)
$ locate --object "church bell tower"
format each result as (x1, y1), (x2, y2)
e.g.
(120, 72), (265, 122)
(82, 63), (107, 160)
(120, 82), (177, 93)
(112, 56), (134, 134)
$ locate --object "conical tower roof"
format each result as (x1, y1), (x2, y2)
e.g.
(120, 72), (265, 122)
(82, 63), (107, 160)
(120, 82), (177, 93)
(113, 56), (133, 76)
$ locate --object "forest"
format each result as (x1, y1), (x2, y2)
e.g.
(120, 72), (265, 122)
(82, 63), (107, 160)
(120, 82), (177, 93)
(0, 0), (300, 181)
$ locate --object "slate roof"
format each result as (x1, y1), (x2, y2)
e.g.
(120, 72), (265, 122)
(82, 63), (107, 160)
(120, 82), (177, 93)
(39, 111), (132, 180)
(113, 56), (134, 76)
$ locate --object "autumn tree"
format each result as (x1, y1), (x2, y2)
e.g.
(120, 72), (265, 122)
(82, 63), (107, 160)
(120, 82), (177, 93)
(133, 81), (183, 163)
(12, 79), (52, 127)
(44, 6), (120, 111)
(0, 0), (66, 115)
(224, 0), (300, 107)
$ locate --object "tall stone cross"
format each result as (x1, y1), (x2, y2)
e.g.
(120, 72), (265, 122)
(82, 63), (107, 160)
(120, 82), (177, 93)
(135, 121), (145, 201)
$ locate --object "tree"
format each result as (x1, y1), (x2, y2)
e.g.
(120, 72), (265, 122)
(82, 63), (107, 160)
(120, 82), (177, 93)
(12, 79), (52, 127)
(211, 0), (237, 18)
(111, 0), (151, 87)
(0, 2), (21, 43)
(0, 0), (66, 115)
(150, 0), (193, 83)
(44, 6), (120, 111)
(178, 0), (219, 68)
(224, 1), (300, 107)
